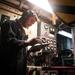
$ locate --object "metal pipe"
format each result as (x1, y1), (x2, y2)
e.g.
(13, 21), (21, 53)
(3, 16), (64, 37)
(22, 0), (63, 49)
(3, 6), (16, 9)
(5, 0), (29, 9)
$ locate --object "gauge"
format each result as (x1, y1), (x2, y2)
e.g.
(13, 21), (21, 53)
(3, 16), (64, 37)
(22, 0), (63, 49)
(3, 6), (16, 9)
(50, 39), (53, 44)
(50, 46), (54, 50)
(47, 39), (50, 43)
(44, 24), (49, 30)
(42, 38), (46, 43)
(53, 40), (56, 44)
(54, 47), (56, 51)
(47, 45), (51, 50)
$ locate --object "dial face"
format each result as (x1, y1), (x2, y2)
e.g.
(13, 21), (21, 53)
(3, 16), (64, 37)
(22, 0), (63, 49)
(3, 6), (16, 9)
(49, 27), (55, 34)
(47, 39), (50, 43)
(42, 38), (46, 43)
(44, 24), (49, 30)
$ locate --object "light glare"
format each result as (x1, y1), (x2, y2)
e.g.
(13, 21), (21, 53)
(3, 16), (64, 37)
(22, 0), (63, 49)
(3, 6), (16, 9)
(28, 0), (53, 13)
(58, 30), (72, 38)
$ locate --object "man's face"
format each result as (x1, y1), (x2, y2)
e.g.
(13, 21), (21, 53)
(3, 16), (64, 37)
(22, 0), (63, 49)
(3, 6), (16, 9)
(24, 16), (37, 28)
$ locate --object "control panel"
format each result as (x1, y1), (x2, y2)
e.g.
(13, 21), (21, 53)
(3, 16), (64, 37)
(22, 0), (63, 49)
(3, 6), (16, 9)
(31, 21), (58, 66)
(40, 22), (57, 54)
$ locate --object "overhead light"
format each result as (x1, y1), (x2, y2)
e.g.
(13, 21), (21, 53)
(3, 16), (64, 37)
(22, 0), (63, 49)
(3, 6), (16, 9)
(58, 30), (72, 38)
(28, 0), (53, 13)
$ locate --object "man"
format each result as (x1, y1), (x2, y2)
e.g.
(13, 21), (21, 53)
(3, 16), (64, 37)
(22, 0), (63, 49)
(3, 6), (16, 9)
(1, 10), (42, 75)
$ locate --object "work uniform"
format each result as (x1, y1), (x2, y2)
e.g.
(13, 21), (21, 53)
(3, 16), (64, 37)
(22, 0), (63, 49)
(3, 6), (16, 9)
(1, 19), (28, 75)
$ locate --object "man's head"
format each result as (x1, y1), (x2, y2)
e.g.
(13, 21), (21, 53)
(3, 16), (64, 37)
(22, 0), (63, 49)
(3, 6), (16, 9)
(20, 10), (38, 28)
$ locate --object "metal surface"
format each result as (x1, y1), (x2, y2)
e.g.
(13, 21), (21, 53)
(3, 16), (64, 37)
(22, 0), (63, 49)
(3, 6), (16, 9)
(48, 0), (75, 27)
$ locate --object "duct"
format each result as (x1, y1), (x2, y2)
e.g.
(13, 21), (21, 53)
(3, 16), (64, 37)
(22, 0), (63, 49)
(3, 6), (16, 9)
(0, 3), (22, 15)
(5, 0), (30, 9)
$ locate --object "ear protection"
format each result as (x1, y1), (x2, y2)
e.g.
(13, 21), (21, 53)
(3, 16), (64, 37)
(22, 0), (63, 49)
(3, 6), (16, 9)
(22, 10), (37, 20)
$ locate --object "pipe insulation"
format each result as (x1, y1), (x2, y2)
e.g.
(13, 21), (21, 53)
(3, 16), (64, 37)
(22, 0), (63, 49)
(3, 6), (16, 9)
(5, 0), (30, 9)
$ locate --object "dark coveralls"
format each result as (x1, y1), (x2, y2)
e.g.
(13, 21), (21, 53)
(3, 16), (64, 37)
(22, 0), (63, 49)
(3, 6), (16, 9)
(1, 20), (28, 75)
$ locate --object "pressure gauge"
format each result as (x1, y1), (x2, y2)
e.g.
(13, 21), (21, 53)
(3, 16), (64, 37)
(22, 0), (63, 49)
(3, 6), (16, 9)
(44, 24), (49, 30)
(42, 38), (46, 43)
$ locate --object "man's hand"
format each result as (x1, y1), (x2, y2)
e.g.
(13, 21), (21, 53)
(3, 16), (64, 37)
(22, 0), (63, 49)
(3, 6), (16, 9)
(29, 38), (42, 46)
